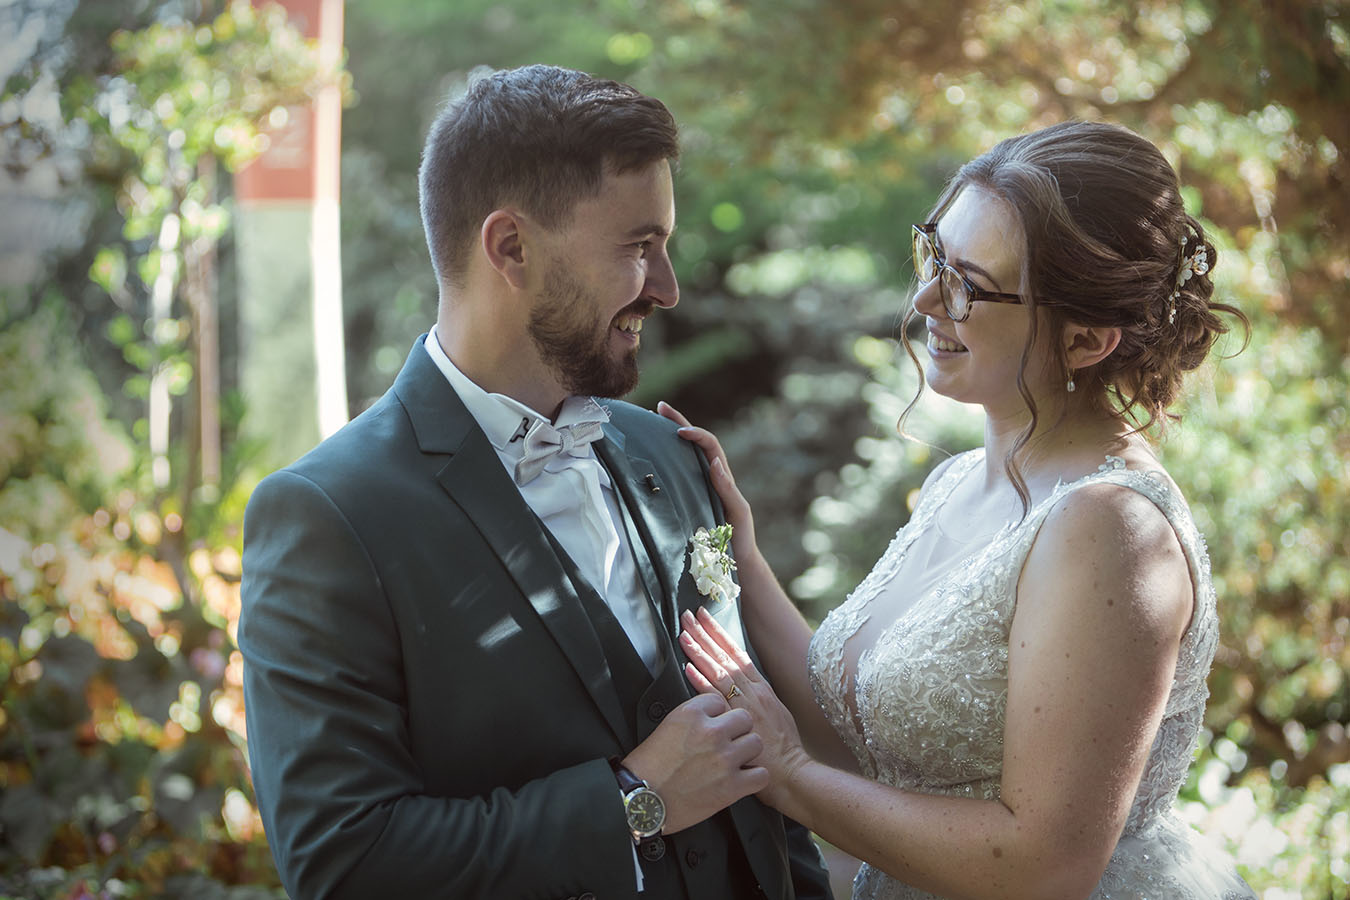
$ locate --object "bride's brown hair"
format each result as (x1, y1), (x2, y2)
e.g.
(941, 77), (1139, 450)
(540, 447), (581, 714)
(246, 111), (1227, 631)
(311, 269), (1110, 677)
(899, 120), (1249, 512)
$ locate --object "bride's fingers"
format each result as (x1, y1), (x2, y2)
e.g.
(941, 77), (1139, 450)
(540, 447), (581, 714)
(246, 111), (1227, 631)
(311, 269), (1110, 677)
(680, 610), (753, 687)
(669, 427), (749, 519)
(710, 456), (739, 491)
(657, 402), (734, 471)
(694, 607), (758, 674)
(683, 661), (725, 702)
(679, 612), (735, 672)
(679, 628), (733, 689)
(656, 400), (692, 429)
(655, 404), (752, 523)
(681, 641), (746, 712)
(676, 426), (730, 474)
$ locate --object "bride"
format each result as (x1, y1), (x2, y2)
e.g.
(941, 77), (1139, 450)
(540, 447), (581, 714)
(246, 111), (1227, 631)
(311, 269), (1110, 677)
(662, 121), (1256, 899)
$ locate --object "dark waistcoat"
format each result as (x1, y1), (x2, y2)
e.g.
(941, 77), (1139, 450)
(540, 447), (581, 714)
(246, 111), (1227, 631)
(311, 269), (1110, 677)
(543, 520), (759, 900)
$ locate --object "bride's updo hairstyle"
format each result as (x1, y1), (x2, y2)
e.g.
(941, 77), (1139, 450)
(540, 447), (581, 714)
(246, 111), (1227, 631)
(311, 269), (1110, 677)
(902, 120), (1248, 509)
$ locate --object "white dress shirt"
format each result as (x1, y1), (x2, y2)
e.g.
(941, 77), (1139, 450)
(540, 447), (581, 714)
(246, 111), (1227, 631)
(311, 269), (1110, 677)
(423, 328), (664, 673)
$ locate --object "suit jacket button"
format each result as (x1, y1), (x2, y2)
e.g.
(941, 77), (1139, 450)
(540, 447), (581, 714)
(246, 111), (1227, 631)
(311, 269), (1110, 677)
(685, 848), (702, 868)
(578, 893), (596, 900)
(647, 700), (668, 722)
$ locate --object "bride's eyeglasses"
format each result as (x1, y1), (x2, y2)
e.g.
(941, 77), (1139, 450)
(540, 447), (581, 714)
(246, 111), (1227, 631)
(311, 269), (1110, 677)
(912, 224), (1024, 322)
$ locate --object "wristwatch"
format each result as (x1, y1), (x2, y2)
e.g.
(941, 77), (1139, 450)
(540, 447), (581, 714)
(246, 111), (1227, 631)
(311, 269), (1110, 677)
(609, 759), (666, 861)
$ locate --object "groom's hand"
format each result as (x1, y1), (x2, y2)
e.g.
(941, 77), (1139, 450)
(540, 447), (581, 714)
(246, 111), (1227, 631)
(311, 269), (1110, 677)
(621, 692), (768, 834)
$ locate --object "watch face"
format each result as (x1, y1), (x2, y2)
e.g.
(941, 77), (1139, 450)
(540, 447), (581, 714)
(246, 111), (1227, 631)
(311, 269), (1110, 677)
(625, 788), (665, 837)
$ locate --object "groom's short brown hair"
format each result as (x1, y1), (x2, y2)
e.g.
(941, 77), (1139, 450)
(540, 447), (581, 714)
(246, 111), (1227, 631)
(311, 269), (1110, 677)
(418, 64), (680, 286)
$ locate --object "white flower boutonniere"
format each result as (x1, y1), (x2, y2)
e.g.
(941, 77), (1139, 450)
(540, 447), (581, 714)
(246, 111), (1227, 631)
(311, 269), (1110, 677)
(688, 525), (740, 606)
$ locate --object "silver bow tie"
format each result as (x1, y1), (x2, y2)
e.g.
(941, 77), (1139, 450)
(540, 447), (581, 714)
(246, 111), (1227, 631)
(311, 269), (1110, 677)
(513, 413), (608, 485)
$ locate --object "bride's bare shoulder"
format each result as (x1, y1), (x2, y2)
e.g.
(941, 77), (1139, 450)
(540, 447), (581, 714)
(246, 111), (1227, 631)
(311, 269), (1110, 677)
(1025, 480), (1193, 638)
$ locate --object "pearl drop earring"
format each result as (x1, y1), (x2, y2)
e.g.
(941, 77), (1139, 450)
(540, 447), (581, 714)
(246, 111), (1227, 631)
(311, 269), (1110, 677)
(1066, 374), (1076, 393)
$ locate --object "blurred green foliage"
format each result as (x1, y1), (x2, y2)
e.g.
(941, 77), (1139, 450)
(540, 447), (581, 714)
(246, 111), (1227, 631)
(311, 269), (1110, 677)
(2, 0), (1347, 896)
(3, 0), (338, 895)
(0, 294), (279, 897)
(1166, 320), (1350, 894)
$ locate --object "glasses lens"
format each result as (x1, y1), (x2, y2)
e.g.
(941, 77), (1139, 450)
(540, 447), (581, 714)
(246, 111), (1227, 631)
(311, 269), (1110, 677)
(913, 229), (938, 282)
(941, 266), (970, 320)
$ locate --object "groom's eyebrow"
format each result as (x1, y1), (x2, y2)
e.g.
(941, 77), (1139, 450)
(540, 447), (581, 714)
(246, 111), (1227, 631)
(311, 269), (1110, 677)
(623, 223), (676, 240)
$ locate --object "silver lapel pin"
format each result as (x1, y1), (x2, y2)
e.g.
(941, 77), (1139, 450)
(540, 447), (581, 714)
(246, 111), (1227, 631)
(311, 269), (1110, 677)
(644, 473), (661, 493)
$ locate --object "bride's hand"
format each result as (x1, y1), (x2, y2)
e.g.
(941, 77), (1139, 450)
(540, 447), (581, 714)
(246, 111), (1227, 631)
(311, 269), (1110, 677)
(679, 607), (809, 810)
(657, 401), (759, 564)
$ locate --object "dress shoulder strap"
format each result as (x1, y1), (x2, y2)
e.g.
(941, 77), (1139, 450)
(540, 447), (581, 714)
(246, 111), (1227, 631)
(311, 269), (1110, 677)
(1032, 457), (1219, 694)
(1042, 456), (1208, 593)
(910, 448), (985, 524)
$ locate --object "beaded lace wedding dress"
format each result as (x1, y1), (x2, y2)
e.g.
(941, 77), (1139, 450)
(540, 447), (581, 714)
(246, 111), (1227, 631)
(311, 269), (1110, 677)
(807, 450), (1255, 899)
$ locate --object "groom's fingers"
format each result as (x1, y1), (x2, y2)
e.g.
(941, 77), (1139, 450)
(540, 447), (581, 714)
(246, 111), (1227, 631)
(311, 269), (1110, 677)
(682, 690), (732, 717)
(728, 730), (765, 767)
(734, 762), (771, 794)
(640, 694), (766, 824)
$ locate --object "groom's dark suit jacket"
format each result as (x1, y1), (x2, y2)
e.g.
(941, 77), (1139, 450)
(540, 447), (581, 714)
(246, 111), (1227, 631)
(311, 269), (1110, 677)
(238, 340), (833, 900)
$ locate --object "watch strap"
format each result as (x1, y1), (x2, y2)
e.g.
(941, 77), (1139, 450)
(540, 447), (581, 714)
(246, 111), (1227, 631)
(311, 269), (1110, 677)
(608, 757), (647, 795)
(608, 758), (667, 860)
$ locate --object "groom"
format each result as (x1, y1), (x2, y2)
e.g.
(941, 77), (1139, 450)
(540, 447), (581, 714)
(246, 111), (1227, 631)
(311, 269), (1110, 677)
(238, 65), (832, 900)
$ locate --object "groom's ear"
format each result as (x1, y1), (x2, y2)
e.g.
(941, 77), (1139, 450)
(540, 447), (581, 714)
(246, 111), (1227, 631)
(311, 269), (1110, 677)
(481, 209), (528, 290)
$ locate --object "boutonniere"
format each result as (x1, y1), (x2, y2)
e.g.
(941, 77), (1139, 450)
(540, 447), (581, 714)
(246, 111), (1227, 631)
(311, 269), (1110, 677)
(688, 525), (740, 606)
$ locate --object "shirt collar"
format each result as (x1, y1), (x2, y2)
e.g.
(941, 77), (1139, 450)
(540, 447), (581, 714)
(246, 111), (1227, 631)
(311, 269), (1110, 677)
(422, 326), (608, 454)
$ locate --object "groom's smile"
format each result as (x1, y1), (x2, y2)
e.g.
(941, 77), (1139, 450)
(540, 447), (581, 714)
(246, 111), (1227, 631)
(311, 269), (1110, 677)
(527, 158), (678, 400)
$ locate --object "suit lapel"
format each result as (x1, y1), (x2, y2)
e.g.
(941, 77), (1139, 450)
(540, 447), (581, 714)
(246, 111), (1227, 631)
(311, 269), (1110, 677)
(595, 430), (685, 638)
(595, 427), (784, 888)
(596, 426), (776, 882)
(435, 444), (634, 748)
(596, 422), (749, 650)
(394, 341), (634, 748)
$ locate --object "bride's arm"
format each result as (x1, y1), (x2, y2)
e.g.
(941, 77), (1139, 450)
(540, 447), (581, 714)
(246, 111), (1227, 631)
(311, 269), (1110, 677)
(657, 402), (852, 768)
(724, 538), (851, 767)
(682, 482), (1193, 900)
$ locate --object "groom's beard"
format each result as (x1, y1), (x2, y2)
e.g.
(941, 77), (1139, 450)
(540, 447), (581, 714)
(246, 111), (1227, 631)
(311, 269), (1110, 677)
(528, 267), (647, 399)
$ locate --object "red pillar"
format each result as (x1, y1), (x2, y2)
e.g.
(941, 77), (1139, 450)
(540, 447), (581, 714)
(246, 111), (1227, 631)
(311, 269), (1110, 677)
(235, 0), (348, 462)
(236, 0), (343, 210)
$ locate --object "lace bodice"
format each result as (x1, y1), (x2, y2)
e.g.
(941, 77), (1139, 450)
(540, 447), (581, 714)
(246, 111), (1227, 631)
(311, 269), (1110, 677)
(807, 450), (1254, 900)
